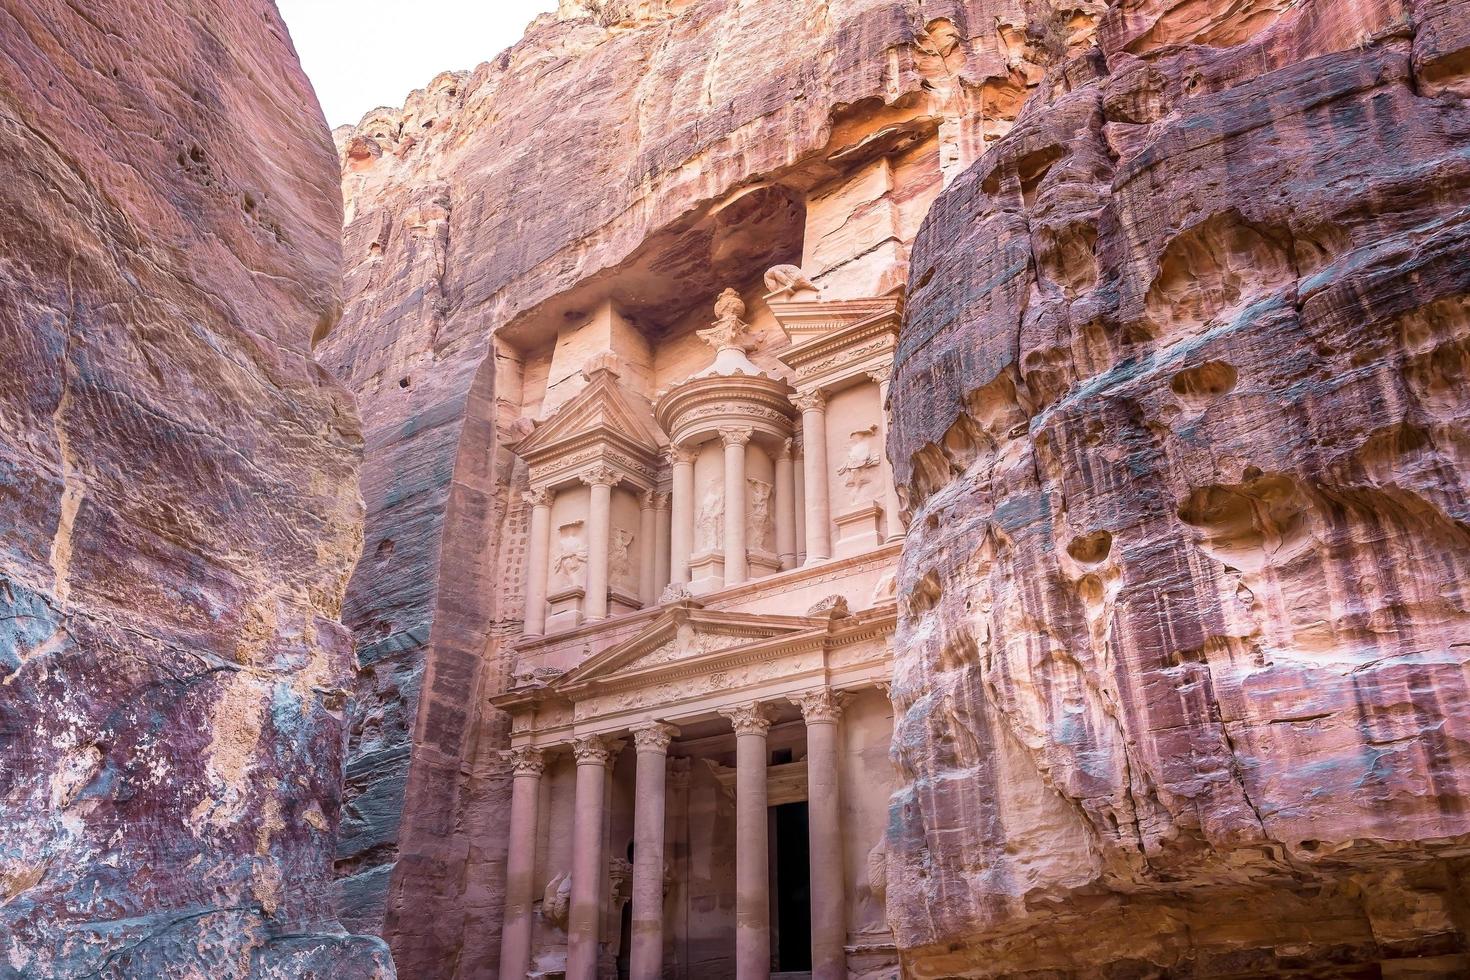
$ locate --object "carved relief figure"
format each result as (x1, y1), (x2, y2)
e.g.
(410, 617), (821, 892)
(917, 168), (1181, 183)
(610, 527), (636, 587)
(552, 521), (587, 587)
(542, 871), (571, 929)
(695, 482), (723, 552)
(747, 478), (773, 551)
(837, 424), (881, 504)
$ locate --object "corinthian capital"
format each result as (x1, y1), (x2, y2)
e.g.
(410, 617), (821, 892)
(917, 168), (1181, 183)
(792, 391), (827, 413)
(580, 464), (623, 488)
(572, 734), (614, 766)
(867, 365), (894, 385)
(793, 688), (846, 724)
(719, 425), (753, 448)
(524, 486), (556, 508)
(720, 702), (772, 736)
(504, 746), (546, 776)
(664, 445), (695, 467)
(631, 721), (679, 754)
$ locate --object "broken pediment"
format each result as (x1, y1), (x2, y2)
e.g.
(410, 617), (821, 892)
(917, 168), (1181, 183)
(514, 363), (666, 489)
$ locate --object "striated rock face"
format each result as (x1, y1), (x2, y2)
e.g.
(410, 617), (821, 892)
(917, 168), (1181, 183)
(0, 0), (391, 975)
(320, 1), (1084, 974)
(889, 0), (1470, 976)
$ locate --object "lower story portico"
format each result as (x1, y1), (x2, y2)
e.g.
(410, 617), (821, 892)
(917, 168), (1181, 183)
(492, 581), (900, 980)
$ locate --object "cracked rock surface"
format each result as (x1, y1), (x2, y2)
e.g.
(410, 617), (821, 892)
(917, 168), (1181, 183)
(0, 1), (391, 975)
(888, 0), (1470, 976)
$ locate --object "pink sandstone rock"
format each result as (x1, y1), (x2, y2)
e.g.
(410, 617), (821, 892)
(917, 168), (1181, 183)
(318, 2), (1077, 974)
(888, 0), (1470, 975)
(0, 0), (390, 974)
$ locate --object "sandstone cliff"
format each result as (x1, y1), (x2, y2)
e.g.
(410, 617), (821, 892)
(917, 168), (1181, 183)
(319, 1), (1079, 974)
(0, 1), (391, 975)
(889, 0), (1470, 975)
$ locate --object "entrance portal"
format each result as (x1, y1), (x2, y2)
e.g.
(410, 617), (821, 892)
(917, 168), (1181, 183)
(772, 801), (812, 973)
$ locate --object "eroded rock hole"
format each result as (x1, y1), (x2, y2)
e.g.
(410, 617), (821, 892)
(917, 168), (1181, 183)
(1066, 529), (1113, 565)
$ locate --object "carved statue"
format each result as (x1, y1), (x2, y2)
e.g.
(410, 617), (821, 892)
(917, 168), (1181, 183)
(858, 837), (888, 929)
(747, 478), (773, 551)
(837, 424), (881, 504)
(552, 522), (588, 587)
(542, 870), (571, 929)
(764, 263), (818, 297)
(695, 482), (723, 552)
(610, 527), (636, 586)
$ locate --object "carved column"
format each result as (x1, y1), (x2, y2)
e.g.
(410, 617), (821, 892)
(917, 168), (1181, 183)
(523, 487), (554, 637)
(638, 490), (658, 606)
(720, 702), (772, 979)
(774, 439), (797, 571)
(498, 747), (545, 980)
(795, 690), (847, 980)
(568, 735), (614, 980)
(720, 426), (751, 587)
(793, 431), (807, 566)
(668, 447), (695, 586)
(870, 367), (904, 541)
(653, 492), (671, 595)
(630, 722), (677, 979)
(581, 466), (619, 621)
(795, 391), (832, 564)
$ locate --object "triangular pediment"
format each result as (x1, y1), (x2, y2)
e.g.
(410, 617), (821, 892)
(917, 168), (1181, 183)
(515, 368), (664, 464)
(556, 603), (816, 689)
(767, 294), (902, 344)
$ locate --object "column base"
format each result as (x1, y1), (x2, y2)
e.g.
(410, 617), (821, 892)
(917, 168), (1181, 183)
(546, 586), (586, 633)
(833, 502), (884, 558)
(688, 550), (725, 594)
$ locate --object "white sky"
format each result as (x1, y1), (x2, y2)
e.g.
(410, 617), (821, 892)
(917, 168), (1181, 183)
(277, 0), (559, 127)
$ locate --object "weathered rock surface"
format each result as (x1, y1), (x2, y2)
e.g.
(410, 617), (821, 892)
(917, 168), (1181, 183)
(889, 0), (1470, 975)
(320, 1), (1077, 974)
(0, 1), (391, 975)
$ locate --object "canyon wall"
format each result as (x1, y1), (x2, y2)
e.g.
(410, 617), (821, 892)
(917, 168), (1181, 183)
(889, 0), (1470, 976)
(319, 1), (1080, 974)
(0, 1), (391, 975)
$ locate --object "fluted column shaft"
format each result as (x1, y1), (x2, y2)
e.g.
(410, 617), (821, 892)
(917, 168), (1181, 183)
(871, 368), (904, 541)
(721, 428), (750, 587)
(568, 736), (613, 980)
(797, 691), (847, 980)
(796, 392), (832, 564)
(498, 747), (545, 980)
(630, 723), (677, 979)
(721, 703), (771, 979)
(669, 448), (695, 585)
(638, 491), (658, 606)
(582, 467), (618, 621)
(523, 489), (554, 637)
(774, 441), (797, 571)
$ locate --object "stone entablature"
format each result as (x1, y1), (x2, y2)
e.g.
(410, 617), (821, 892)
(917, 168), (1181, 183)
(494, 597), (894, 744)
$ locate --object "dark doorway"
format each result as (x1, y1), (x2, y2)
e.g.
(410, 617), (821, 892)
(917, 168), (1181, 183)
(773, 801), (812, 972)
(617, 898), (632, 979)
